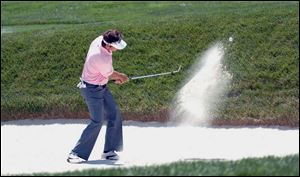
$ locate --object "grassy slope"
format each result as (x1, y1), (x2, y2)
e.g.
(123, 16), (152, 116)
(1, 1), (299, 121)
(21, 154), (299, 176)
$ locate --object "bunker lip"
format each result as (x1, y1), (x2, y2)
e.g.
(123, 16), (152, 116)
(1, 115), (299, 128)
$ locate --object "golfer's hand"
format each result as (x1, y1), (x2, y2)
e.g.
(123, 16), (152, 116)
(114, 73), (129, 85)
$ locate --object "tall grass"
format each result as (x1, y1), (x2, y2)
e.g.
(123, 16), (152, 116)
(1, 1), (299, 121)
(22, 154), (299, 176)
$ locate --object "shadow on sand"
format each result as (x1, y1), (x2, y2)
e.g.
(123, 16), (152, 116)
(84, 159), (124, 166)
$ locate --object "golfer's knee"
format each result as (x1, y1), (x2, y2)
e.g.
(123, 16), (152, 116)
(90, 119), (103, 127)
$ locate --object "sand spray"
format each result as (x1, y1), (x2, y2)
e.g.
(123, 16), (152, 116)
(170, 42), (232, 126)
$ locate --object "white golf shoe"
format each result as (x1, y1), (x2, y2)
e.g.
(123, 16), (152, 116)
(67, 152), (86, 164)
(101, 151), (120, 160)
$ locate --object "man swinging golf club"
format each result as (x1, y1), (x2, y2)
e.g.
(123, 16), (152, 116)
(67, 29), (129, 163)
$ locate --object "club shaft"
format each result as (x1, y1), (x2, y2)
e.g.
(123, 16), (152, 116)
(130, 71), (173, 80)
(130, 65), (181, 80)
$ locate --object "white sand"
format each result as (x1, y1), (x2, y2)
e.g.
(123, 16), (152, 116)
(1, 119), (299, 175)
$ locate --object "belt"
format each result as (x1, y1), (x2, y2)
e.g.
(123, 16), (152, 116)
(77, 78), (106, 88)
(83, 81), (106, 87)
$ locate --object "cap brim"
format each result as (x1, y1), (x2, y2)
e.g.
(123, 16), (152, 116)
(111, 39), (127, 50)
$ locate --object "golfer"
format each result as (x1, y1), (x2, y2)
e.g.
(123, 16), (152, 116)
(67, 29), (129, 163)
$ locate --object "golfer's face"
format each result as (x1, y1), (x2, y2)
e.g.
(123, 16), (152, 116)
(108, 46), (118, 52)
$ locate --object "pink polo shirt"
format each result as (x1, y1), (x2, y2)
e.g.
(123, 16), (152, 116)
(81, 35), (114, 85)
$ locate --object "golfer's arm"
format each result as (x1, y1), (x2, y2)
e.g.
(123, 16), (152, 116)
(109, 71), (124, 81)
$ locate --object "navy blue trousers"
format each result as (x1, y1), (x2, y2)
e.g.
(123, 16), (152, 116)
(71, 82), (123, 160)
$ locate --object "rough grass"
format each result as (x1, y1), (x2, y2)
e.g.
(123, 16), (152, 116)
(18, 154), (299, 176)
(1, 1), (299, 122)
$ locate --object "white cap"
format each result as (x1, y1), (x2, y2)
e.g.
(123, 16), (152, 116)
(103, 38), (127, 50)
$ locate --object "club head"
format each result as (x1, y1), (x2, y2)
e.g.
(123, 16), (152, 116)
(173, 65), (182, 73)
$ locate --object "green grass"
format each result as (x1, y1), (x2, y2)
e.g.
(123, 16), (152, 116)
(1, 1), (299, 121)
(19, 154), (299, 176)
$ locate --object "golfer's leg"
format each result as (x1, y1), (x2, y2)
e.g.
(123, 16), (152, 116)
(72, 88), (104, 160)
(103, 89), (123, 152)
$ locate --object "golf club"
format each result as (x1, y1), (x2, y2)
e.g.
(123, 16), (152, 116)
(130, 65), (181, 80)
